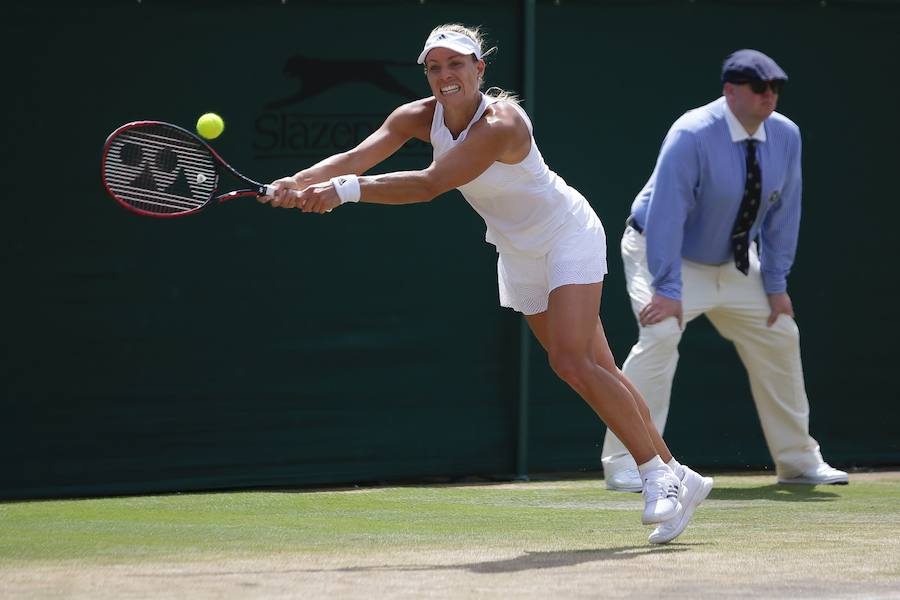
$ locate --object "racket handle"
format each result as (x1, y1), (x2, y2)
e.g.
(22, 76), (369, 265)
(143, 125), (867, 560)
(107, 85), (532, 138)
(258, 183), (332, 213)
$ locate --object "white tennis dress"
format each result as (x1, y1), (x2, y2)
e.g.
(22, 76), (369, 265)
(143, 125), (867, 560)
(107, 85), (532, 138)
(431, 93), (607, 314)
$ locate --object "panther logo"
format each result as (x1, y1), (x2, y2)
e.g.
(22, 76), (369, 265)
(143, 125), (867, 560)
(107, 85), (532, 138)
(266, 55), (419, 109)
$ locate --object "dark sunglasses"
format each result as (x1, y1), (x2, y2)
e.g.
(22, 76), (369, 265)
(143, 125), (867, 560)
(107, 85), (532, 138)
(732, 79), (785, 95)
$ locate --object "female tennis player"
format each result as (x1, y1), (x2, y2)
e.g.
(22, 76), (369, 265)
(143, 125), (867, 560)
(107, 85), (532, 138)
(263, 24), (712, 543)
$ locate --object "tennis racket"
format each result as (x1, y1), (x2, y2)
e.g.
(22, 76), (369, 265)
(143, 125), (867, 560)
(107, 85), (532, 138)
(101, 121), (275, 218)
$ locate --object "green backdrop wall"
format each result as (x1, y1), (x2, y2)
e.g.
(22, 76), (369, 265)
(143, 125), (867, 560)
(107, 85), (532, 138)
(2, 0), (898, 500)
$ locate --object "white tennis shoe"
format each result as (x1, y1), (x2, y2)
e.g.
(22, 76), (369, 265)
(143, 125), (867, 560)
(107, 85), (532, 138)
(648, 465), (713, 544)
(641, 467), (683, 525)
(778, 464), (848, 485)
(605, 467), (643, 493)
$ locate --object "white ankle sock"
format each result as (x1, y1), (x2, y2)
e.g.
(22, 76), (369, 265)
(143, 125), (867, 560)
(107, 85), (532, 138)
(667, 458), (685, 479)
(637, 455), (667, 476)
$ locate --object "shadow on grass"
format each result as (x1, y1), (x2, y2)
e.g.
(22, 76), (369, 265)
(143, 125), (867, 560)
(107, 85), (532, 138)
(709, 484), (840, 502)
(316, 545), (687, 574)
(146, 545), (688, 577)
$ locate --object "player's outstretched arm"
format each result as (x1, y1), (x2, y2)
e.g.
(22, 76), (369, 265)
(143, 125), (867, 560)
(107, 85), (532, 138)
(353, 102), (530, 206)
(278, 102), (529, 214)
(261, 100), (431, 207)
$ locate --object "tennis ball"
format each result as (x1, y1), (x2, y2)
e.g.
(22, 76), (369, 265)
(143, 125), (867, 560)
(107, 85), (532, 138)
(196, 112), (225, 140)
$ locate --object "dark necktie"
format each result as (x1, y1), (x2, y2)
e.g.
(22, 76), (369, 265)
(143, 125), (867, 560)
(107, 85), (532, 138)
(731, 139), (761, 275)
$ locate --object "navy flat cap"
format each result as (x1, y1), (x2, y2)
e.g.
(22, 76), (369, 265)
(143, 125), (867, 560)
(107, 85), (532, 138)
(721, 49), (788, 82)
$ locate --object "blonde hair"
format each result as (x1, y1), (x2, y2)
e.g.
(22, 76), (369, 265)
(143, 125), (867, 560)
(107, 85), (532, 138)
(426, 23), (519, 104)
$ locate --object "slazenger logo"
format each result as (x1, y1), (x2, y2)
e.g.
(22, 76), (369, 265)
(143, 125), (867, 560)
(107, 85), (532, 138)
(254, 54), (429, 159)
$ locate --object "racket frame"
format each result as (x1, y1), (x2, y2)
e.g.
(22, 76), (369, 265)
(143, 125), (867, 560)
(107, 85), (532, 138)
(101, 120), (271, 218)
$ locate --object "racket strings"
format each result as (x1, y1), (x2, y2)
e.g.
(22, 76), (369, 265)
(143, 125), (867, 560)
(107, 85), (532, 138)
(103, 124), (218, 214)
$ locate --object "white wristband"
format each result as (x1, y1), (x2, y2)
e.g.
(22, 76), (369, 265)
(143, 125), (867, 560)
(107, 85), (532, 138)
(330, 174), (361, 204)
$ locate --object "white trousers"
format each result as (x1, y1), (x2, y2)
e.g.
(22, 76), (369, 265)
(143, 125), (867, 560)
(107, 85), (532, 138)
(601, 227), (825, 479)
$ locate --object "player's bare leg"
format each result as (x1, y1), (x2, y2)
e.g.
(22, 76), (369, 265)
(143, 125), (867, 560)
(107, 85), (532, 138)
(591, 318), (672, 462)
(525, 283), (682, 524)
(589, 318), (714, 543)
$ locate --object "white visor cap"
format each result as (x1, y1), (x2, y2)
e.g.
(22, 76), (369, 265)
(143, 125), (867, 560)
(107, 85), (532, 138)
(417, 31), (482, 64)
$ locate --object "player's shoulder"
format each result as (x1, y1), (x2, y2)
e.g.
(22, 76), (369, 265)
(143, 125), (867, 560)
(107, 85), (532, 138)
(387, 97), (436, 133)
(391, 97), (436, 121)
(482, 99), (527, 130)
(469, 100), (531, 151)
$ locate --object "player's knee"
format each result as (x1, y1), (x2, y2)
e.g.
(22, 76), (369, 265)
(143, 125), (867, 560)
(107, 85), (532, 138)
(547, 348), (591, 391)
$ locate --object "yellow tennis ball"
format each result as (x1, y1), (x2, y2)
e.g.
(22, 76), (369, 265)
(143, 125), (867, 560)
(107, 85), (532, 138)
(196, 112), (224, 140)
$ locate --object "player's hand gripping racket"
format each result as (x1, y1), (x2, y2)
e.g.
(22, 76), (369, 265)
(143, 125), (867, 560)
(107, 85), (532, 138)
(101, 121), (275, 217)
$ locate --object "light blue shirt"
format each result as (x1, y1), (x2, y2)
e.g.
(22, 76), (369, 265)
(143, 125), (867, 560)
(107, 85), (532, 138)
(631, 97), (803, 299)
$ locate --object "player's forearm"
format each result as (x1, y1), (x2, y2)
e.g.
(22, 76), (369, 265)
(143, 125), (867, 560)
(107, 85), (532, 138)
(358, 171), (441, 205)
(292, 151), (367, 187)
